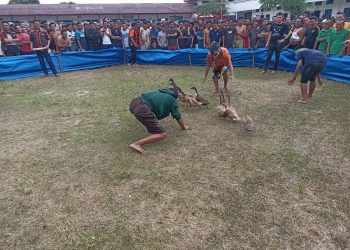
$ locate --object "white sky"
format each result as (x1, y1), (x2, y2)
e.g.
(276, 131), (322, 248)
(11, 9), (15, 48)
(0, 0), (183, 4)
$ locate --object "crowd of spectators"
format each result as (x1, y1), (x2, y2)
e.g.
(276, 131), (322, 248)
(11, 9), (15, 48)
(0, 11), (350, 58)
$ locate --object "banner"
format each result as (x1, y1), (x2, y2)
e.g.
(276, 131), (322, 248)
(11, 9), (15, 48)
(0, 48), (349, 84)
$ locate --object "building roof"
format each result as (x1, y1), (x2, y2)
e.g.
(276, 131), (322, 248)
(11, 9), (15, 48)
(0, 3), (193, 16)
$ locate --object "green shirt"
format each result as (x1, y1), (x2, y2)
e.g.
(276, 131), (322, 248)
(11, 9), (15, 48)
(327, 29), (349, 55)
(141, 88), (181, 120)
(317, 28), (333, 52)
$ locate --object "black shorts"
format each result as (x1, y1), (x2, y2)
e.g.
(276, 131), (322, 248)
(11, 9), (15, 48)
(129, 97), (165, 134)
(300, 63), (325, 84)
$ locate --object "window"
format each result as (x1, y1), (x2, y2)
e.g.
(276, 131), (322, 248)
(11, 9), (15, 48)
(346, 0), (350, 2)
(277, 6), (281, 10)
(315, 1), (322, 5)
(345, 8), (350, 20)
(324, 9), (332, 19)
(256, 9), (260, 12)
(326, 0), (334, 4)
(244, 11), (252, 19)
(313, 10), (320, 18)
(266, 14), (270, 20)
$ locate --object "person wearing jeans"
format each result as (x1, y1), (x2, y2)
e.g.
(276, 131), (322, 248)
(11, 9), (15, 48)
(261, 12), (290, 74)
(29, 20), (59, 77)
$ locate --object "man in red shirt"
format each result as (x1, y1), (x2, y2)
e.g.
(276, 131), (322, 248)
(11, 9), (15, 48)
(16, 25), (32, 55)
(204, 42), (237, 93)
(29, 20), (59, 77)
(128, 22), (140, 67)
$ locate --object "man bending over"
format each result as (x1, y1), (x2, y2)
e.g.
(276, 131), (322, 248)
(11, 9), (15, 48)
(129, 88), (192, 154)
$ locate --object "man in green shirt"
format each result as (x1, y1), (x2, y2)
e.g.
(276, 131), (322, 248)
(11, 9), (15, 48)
(129, 88), (192, 154)
(316, 19), (333, 52)
(326, 20), (349, 57)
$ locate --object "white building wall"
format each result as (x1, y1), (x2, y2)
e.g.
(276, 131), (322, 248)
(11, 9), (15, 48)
(227, 0), (350, 20)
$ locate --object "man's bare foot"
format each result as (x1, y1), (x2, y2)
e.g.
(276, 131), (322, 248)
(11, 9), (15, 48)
(130, 144), (146, 154)
(297, 100), (307, 104)
(213, 89), (219, 93)
(127, 63), (132, 67)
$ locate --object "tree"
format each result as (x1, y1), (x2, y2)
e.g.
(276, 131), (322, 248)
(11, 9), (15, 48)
(8, 0), (40, 4)
(259, 0), (310, 16)
(194, 0), (228, 17)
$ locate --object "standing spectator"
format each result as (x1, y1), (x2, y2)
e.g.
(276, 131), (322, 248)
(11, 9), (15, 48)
(85, 23), (101, 51)
(48, 29), (58, 53)
(166, 22), (179, 50)
(224, 19), (236, 49)
(50, 22), (60, 38)
(333, 12), (350, 30)
(121, 22), (129, 49)
(284, 18), (304, 50)
(326, 20), (349, 57)
(261, 12), (289, 74)
(100, 21), (113, 49)
(67, 24), (77, 51)
(0, 31), (4, 57)
(16, 25), (32, 55)
(256, 20), (269, 48)
(128, 22), (140, 67)
(178, 22), (189, 49)
(150, 22), (159, 46)
(56, 30), (71, 52)
(209, 22), (222, 44)
(249, 21), (259, 49)
(75, 22), (87, 51)
(302, 16), (319, 49)
(29, 20), (59, 77)
(244, 22), (251, 48)
(2, 22), (19, 56)
(157, 24), (168, 49)
(235, 19), (246, 48)
(111, 22), (123, 49)
(203, 22), (211, 48)
(316, 19), (333, 53)
(218, 22), (226, 47)
(195, 25), (204, 48)
(188, 23), (196, 48)
(140, 21), (151, 50)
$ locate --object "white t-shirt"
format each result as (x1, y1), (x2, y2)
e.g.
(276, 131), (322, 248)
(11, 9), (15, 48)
(121, 29), (129, 48)
(101, 28), (112, 45)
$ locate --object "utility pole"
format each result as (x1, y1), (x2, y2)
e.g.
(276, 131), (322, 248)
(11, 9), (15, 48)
(220, 0), (223, 19)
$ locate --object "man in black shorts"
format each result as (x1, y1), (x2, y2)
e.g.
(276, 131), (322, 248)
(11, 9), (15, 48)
(288, 45), (326, 104)
(129, 88), (192, 154)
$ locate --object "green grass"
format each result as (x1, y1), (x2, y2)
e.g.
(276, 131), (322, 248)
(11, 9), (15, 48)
(0, 65), (349, 249)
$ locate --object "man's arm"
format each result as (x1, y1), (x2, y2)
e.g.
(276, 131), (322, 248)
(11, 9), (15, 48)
(326, 42), (331, 57)
(176, 118), (192, 130)
(203, 64), (211, 83)
(265, 32), (271, 48)
(288, 59), (303, 85)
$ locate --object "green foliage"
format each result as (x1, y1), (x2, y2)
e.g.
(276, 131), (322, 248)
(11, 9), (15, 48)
(259, 0), (310, 16)
(194, 0), (227, 16)
(8, 0), (40, 4)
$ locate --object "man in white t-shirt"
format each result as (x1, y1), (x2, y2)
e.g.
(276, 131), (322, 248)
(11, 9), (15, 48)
(140, 21), (150, 50)
(121, 22), (129, 49)
(100, 21), (112, 49)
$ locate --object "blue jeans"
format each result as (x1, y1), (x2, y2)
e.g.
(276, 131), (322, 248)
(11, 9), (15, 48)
(35, 49), (58, 75)
(102, 44), (113, 50)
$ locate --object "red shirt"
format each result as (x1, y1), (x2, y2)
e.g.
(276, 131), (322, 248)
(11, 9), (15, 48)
(206, 47), (232, 70)
(129, 28), (140, 47)
(18, 32), (32, 52)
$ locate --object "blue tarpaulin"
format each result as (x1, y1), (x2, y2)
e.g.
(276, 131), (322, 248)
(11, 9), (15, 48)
(0, 48), (349, 84)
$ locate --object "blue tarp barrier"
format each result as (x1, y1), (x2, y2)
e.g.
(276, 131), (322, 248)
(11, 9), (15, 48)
(0, 48), (349, 84)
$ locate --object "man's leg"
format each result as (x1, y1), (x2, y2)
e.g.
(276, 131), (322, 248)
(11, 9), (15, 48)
(274, 44), (282, 71)
(223, 71), (229, 91)
(213, 78), (219, 92)
(130, 133), (167, 154)
(43, 50), (58, 75)
(36, 51), (49, 75)
(263, 45), (274, 72)
(308, 81), (316, 99)
(300, 83), (309, 103)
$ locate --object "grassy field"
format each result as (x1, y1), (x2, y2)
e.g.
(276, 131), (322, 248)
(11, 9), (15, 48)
(0, 65), (349, 249)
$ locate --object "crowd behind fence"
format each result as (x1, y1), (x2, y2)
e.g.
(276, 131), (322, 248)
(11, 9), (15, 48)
(1, 11), (350, 57)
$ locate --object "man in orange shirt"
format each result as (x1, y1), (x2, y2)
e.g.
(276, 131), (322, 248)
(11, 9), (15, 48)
(204, 42), (236, 93)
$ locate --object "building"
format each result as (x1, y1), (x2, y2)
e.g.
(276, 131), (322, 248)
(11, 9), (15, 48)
(0, 3), (193, 23)
(190, 0), (350, 20)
